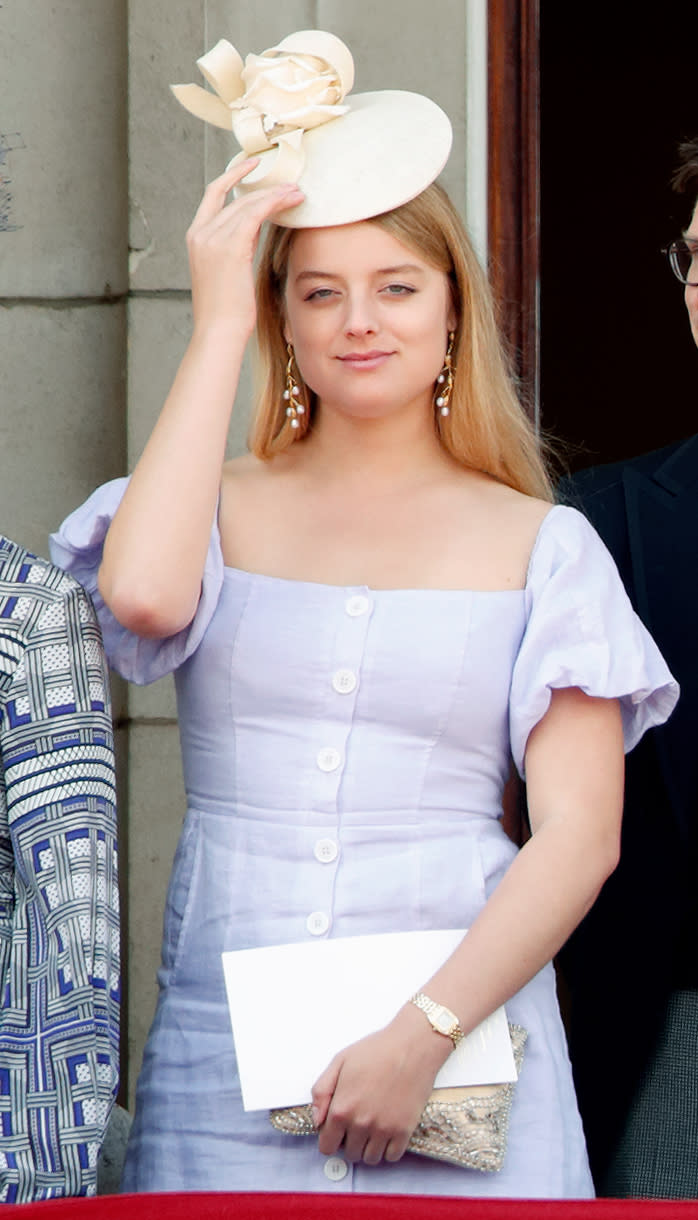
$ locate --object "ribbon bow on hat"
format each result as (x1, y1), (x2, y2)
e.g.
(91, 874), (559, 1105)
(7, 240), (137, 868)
(171, 30), (355, 188)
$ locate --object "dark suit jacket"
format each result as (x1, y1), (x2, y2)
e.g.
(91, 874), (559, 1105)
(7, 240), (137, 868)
(557, 435), (698, 1190)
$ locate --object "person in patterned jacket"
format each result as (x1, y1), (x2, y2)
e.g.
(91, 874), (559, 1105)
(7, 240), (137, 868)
(0, 535), (119, 1200)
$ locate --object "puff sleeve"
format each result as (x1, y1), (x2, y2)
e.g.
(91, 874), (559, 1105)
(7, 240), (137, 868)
(49, 478), (224, 685)
(509, 505), (679, 778)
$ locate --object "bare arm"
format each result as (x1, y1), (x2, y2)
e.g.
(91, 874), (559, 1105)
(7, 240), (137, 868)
(312, 687), (624, 1164)
(98, 162), (303, 638)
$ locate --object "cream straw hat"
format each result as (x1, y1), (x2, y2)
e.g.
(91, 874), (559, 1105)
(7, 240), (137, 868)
(171, 30), (453, 228)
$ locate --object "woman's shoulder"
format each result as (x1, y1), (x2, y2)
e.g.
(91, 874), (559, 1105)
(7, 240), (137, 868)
(478, 478), (552, 525)
(221, 451), (297, 493)
(525, 499), (623, 593)
(221, 452), (285, 519)
(451, 475), (609, 592)
(470, 476), (597, 551)
(459, 469), (550, 511)
(463, 473), (554, 557)
(222, 452), (266, 482)
(427, 471), (554, 591)
(529, 501), (606, 554)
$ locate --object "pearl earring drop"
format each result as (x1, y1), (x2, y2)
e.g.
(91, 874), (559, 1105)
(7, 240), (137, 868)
(435, 331), (455, 418)
(283, 343), (306, 431)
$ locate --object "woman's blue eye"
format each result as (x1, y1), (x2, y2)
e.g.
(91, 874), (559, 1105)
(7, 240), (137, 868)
(306, 288), (335, 301)
(383, 284), (415, 295)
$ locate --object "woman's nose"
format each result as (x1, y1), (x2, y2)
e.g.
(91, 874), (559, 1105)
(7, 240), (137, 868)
(343, 293), (377, 336)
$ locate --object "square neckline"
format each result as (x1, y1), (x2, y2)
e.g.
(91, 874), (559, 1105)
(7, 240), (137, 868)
(219, 504), (565, 596)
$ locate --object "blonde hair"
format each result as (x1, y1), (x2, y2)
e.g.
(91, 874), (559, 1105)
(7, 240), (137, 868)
(250, 183), (553, 501)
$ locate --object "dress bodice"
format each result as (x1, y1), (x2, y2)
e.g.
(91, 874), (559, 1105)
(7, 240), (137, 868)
(177, 570), (525, 822)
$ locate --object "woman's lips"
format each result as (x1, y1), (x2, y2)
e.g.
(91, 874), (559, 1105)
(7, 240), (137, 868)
(337, 351), (393, 370)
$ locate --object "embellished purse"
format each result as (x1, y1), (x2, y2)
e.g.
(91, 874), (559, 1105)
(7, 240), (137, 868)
(270, 1022), (527, 1172)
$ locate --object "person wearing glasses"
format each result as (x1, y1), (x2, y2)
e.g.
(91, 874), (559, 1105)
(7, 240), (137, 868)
(670, 163), (698, 345)
(558, 137), (698, 1199)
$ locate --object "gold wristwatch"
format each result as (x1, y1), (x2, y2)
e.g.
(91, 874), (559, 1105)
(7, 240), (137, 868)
(410, 991), (465, 1048)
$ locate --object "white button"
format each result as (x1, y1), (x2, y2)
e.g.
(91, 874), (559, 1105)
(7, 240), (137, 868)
(324, 1156), (348, 1181)
(345, 594), (370, 617)
(317, 747), (341, 772)
(314, 838), (338, 864)
(307, 911), (330, 936)
(332, 668), (357, 695)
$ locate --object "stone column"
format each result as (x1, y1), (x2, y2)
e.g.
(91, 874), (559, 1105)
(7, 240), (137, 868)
(0, 0), (128, 548)
(0, 0), (129, 1091)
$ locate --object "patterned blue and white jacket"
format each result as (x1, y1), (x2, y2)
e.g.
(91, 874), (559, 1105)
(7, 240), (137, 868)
(0, 537), (119, 1200)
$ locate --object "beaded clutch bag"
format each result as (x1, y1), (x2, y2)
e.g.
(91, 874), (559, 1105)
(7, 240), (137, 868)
(269, 1022), (527, 1172)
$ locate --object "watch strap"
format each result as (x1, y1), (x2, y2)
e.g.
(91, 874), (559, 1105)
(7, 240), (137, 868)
(410, 991), (465, 1048)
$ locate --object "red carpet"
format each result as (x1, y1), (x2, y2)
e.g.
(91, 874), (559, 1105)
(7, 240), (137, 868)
(12, 1195), (698, 1218)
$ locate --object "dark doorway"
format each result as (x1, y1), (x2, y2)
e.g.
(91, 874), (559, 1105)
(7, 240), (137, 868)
(539, 4), (698, 473)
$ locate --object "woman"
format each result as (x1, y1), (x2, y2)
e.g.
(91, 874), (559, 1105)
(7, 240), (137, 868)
(50, 32), (677, 1198)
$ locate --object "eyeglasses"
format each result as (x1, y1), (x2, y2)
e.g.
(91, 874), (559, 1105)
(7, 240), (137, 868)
(664, 238), (698, 286)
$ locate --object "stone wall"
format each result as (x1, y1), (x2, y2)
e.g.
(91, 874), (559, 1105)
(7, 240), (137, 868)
(0, 0), (485, 1107)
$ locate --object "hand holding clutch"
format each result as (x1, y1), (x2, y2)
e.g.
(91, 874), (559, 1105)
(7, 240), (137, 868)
(270, 1022), (527, 1172)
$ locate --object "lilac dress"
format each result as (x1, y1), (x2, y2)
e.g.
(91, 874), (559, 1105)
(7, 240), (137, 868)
(50, 481), (678, 1199)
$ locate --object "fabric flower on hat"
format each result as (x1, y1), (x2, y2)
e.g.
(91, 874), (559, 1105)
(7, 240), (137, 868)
(232, 49), (349, 152)
(172, 31), (354, 158)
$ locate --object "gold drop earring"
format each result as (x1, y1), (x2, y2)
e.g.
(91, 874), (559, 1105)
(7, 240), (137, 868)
(435, 331), (455, 417)
(283, 343), (306, 431)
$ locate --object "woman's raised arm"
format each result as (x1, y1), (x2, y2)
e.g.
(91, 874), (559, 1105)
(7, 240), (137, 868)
(98, 162), (303, 639)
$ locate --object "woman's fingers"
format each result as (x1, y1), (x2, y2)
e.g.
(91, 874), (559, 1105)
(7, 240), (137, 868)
(189, 163), (304, 241)
(313, 1051), (413, 1162)
(310, 1058), (340, 1132)
(310, 1023), (441, 1166)
(361, 1133), (409, 1166)
(200, 182), (304, 247)
(340, 1123), (374, 1164)
(361, 1139), (385, 1167)
(186, 179), (303, 274)
(317, 1111), (347, 1158)
(189, 158), (260, 228)
(384, 1135), (410, 1163)
(185, 175), (303, 334)
(320, 1111), (409, 1164)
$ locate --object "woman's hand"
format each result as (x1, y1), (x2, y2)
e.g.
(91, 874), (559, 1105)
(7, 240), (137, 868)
(185, 160), (304, 340)
(311, 1004), (450, 1165)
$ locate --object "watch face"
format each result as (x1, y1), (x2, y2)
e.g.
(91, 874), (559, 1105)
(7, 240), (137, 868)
(433, 1007), (454, 1035)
